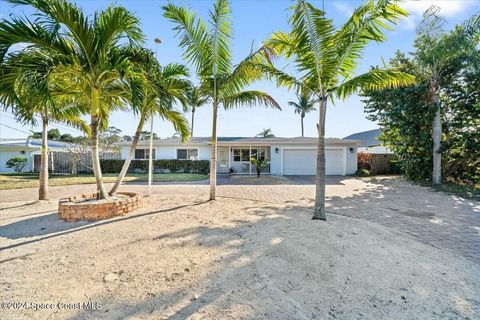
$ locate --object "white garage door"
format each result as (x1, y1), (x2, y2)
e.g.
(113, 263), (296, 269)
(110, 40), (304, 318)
(283, 149), (345, 175)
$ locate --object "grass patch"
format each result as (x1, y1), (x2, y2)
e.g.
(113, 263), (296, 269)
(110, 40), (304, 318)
(0, 172), (208, 190)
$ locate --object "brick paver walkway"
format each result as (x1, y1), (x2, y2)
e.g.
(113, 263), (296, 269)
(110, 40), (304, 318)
(216, 176), (480, 265)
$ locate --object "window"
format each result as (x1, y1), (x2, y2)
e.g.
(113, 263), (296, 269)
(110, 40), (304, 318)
(177, 148), (198, 160)
(135, 149), (155, 160)
(233, 149), (250, 162)
(251, 149), (266, 161)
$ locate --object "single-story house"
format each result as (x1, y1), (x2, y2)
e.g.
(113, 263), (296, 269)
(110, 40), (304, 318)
(343, 129), (393, 155)
(0, 138), (72, 173)
(118, 137), (361, 176)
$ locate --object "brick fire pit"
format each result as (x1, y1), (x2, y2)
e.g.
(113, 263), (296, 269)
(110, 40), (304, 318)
(58, 192), (143, 222)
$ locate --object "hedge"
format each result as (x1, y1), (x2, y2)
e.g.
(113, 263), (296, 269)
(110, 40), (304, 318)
(100, 159), (210, 174)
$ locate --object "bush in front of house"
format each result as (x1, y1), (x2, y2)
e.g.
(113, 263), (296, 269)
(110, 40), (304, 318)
(355, 168), (371, 177)
(100, 159), (209, 174)
(6, 157), (28, 172)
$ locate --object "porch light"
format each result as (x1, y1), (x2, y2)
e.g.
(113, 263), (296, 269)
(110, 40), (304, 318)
(349, 147), (354, 153)
(275, 148), (279, 153)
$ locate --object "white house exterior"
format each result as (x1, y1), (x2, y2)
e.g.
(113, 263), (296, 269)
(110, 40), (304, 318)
(344, 129), (393, 155)
(118, 137), (361, 176)
(0, 138), (71, 172)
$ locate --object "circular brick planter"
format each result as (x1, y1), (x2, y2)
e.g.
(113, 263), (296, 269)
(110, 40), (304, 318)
(58, 192), (143, 222)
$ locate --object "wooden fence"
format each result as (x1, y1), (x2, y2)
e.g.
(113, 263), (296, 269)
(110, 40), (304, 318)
(33, 152), (120, 174)
(369, 154), (397, 175)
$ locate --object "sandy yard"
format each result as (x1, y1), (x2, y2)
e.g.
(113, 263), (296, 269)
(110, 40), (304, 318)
(0, 177), (479, 319)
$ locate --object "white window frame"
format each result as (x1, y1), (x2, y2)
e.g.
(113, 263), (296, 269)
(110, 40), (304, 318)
(134, 148), (155, 160)
(175, 147), (199, 160)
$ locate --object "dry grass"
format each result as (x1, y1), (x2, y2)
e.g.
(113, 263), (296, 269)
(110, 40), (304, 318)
(0, 173), (208, 190)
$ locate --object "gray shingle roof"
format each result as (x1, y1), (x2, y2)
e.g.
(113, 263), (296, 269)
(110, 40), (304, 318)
(118, 136), (360, 146)
(343, 129), (382, 147)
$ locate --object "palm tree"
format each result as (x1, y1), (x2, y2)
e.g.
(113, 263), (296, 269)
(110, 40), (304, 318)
(0, 49), (85, 201)
(288, 90), (316, 137)
(0, 0), (144, 199)
(109, 48), (190, 195)
(185, 86), (209, 136)
(258, 0), (415, 220)
(414, 7), (480, 185)
(163, 0), (281, 201)
(256, 128), (275, 138)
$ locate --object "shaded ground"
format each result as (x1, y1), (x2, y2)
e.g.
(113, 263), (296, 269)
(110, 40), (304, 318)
(0, 177), (479, 319)
(0, 173), (208, 190)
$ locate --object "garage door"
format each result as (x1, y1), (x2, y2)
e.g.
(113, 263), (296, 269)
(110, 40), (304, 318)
(283, 149), (345, 175)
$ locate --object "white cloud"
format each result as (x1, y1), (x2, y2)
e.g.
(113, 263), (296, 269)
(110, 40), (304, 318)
(399, 0), (477, 30)
(401, 0), (475, 17)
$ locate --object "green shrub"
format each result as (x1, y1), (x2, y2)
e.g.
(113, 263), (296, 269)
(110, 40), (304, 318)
(355, 168), (371, 177)
(6, 157), (28, 172)
(100, 159), (209, 174)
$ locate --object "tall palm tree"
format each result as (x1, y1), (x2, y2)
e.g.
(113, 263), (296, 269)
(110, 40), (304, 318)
(0, 0), (144, 199)
(163, 0), (281, 201)
(109, 48), (191, 195)
(185, 86), (209, 137)
(288, 90), (316, 137)
(414, 7), (480, 185)
(257, 0), (415, 220)
(0, 49), (85, 201)
(256, 128), (275, 138)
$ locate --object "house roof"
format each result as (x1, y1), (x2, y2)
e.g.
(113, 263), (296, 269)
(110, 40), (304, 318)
(0, 138), (73, 149)
(343, 129), (382, 147)
(117, 136), (361, 147)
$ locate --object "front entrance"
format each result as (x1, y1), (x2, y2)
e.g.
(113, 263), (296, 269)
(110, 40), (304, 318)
(229, 146), (270, 175)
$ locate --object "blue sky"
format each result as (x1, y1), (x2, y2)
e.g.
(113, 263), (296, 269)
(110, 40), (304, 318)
(1, 0), (479, 139)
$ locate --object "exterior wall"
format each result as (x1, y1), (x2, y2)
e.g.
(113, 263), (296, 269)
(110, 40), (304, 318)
(119, 144), (211, 161)
(0, 148), (31, 172)
(269, 144), (358, 176)
(358, 146), (393, 154)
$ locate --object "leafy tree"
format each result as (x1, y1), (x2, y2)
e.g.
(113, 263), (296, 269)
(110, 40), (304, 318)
(288, 89), (316, 137)
(414, 7), (479, 185)
(47, 128), (61, 140)
(139, 131), (159, 141)
(258, 0), (414, 220)
(163, 0), (281, 201)
(29, 131), (42, 139)
(122, 135), (133, 142)
(0, 49), (84, 200)
(6, 157), (27, 172)
(0, 0), (145, 199)
(59, 133), (74, 142)
(185, 86), (209, 136)
(256, 128), (275, 138)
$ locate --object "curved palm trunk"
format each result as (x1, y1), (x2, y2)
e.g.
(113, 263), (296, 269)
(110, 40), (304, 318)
(191, 107), (195, 137)
(90, 87), (109, 200)
(109, 112), (146, 195)
(209, 102), (218, 200)
(39, 116), (49, 200)
(431, 84), (442, 185)
(313, 98), (327, 220)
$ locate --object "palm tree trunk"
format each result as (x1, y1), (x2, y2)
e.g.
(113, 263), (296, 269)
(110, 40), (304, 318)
(301, 115), (304, 138)
(313, 98), (327, 220)
(90, 86), (109, 199)
(191, 107), (195, 137)
(39, 116), (49, 200)
(432, 90), (442, 185)
(109, 112), (146, 195)
(148, 114), (154, 196)
(209, 101), (218, 200)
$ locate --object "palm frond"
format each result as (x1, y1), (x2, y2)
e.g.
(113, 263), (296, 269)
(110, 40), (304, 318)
(209, 0), (232, 76)
(163, 3), (212, 76)
(222, 90), (281, 110)
(335, 68), (415, 100)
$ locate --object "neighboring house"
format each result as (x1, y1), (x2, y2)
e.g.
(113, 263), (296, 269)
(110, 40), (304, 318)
(0, 138), (72, 172)
(117, 137), (361, 176)
(343, 129), (393, 155)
